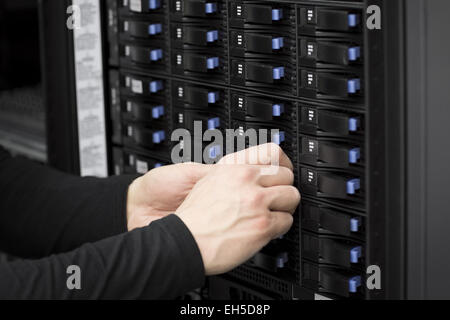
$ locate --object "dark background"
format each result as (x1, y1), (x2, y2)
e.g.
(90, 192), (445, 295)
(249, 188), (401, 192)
(0, 0), (40, 90)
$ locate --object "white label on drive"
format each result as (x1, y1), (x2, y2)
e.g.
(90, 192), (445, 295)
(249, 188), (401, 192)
(136, 160), (149, 174)
(129, 0), (142, 12)
(129, 155), (135, 165)
(131, 79), (143, 94)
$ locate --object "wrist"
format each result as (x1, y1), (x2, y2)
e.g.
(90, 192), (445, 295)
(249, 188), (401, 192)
(175, 212), (215, 276)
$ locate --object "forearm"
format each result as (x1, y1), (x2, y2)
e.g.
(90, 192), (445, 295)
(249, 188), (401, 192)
(0, 151), (138, 258)
(0, 215), (205, 299)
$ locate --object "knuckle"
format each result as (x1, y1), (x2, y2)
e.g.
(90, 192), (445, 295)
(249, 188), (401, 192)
(248, 189), (265, 208)
(238, 166), (258, 182)
(253, 213), (272, 233)
(274, 214), (293, 238)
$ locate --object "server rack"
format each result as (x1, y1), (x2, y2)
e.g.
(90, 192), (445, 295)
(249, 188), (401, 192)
(0, 1), (45, 162)
(38, 0), (450, 300)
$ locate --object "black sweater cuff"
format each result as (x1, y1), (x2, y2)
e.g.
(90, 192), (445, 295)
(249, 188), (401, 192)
(155, 214), (206, 293)
(107, 174), (141, 234)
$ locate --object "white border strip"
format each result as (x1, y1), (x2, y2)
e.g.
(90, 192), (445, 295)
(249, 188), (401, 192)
(72, 0), (108, 177)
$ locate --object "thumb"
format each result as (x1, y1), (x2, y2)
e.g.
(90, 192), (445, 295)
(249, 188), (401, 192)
(179, 162), (214, 183)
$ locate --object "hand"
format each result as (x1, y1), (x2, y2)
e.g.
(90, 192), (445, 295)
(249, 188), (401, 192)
(126, 163), (212, 231)
(175, 144), (301, 275)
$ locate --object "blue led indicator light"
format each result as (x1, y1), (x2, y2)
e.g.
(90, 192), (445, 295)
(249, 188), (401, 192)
(348, 79), (361, 94)
(348, 14), (360, 27)
(347, 179), (361, 195)
(272, 104), (285, 117)
(348, 117), (360, 132)
(349, 276), (362, 293)
(149, 80), (163, 93)
(154, 163), (163, 168)
(276, 253), (288, 268)
(273, 67), (285, 80)
(205, 3), (217, 14)
(209, 145), (221, 159)
(150, 49), (163, 61)
(272, 132), (286, 145)
(349, 148), (361, 164)
(152, 106), (164, 119)
(207, 57), (219, 69)
(152, 131), (165, 144)
(272, 9), (283, 21)
(350, 246), (362, 263)
(208, 92), (219, 104)
(272, 37), (284, 50)
(350, 218), (361, 232)
(207, 117), (220, 130)
(149, 0), (161, 10)
(206, 30), (219, 42)
(348, 47), (361, 61)
(148, 23), (162, 35)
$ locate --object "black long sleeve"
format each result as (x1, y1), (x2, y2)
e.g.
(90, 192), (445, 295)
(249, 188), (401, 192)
(0, 148), (136, 258)
(0, 214), (205, 299)
(0, 147), (205, 299)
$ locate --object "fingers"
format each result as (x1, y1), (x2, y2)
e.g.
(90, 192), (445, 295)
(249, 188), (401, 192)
(269, 211), (294, 239)
(258, 166), (294, 187)
(265, 185), (301, 214)
(220, 143), (293, 171)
